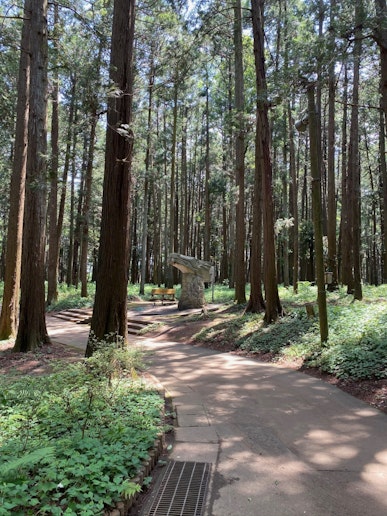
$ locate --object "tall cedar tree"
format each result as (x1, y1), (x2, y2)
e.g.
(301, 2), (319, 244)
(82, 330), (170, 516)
(307, 83), (328, 342)
(14, 0), (50, 351)
(139, 52), (154, 295)
(234, 0), (246, 303)
(86, 0), (136, 356)
(0, 0), (30, 338)
(348, 1), (363, 300)
(373, 0), (387, 281)
(46, 3), (60, 306)
(326, 0), (338, 290)
(251, 0), (282, 322)
(245, 115), (265, 313)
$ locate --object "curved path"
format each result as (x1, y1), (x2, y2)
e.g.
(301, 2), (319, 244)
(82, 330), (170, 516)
(46, 311), (387, 516)
(140, 335), (387, 516)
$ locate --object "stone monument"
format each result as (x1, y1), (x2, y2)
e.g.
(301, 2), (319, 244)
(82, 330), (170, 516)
(169, 253), (212, 310)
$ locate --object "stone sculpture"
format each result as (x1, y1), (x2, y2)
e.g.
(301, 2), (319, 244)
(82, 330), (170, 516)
(169, 253), (212, 310)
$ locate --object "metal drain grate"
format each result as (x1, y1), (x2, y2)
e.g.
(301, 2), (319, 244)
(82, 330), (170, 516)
(143, 461), (211, 516)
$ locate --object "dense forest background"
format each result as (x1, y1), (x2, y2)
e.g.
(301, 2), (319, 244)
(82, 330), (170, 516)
(1, 0), (387, 348)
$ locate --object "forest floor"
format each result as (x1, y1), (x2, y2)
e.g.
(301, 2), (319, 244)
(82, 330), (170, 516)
(1, 312), (387, 415)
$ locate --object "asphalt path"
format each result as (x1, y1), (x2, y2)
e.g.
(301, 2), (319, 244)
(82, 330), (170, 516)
(46, 312), (387, 516)
(140, 335), (387, 516)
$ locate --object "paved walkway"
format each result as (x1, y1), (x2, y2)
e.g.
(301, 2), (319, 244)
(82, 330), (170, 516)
(46, 312), (387, 516)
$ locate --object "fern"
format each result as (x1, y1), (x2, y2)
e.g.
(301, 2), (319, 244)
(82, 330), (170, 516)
(0, 446), (55, 478)
(121, 480), (141, 499)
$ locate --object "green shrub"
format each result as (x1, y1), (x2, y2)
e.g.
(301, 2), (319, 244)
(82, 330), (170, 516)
(0, 344), (163, 515)
(194, 285), (387, 381)
(46, 283), (95, 312)
(240, 309), (315, 355)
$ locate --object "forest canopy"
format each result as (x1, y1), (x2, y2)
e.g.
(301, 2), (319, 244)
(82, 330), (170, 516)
(0, 0), (386, 347)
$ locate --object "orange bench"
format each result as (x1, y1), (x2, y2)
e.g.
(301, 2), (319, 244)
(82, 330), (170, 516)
(150, 288), (176, 305)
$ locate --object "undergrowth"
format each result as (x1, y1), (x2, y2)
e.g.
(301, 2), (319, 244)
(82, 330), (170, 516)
(45, 281), (239, 313)
(195, 283), (387, 380)
(0, 343), (163, 515)
(42, 281), (387, 381)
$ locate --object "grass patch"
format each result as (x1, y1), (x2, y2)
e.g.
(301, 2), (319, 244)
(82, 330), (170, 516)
(0, 343), (164, 515)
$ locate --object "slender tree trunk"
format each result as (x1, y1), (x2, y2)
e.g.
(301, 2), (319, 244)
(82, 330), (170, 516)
(80, 111), (98, 297)
(251, 0), (282, 324)
(0, 0), (30, 338)
(307, 83), (328, 343)
(130, 193), (139, 284)
(288, 103), (299, 293)
(245, 115), (265, 313)
(153, 102), (162, 284)
(166, 84), (179, 288)
(339, 64), (351, 287)
(326, 0), (338, 290)
(251, 0), (282, 323)
(140, 56), (154, 295)
(380, 104), (387, 282)
(58, 75), (77, 282)
(234, 0), (246, 303)
(374, 0), (387, 282)
(66, 152), (76, 286)
(348, 4), (363, 300)
(80, 40), (104, 298)
(86, 0), (136, 356)
(364, 130), (379, 285)
(181, 108), (189, 255)
(15, 0), (50, 352)
(72, 167), (84, 288)
(282, 159), (290, 287)
(375, 1), (387, 118)
(47, 3), (60, 306)
(204, 73), (211, 264)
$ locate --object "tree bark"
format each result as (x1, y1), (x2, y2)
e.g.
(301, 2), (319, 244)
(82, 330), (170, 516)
(251, 0), (282, 323)
(66, 150), (77, 286)
(380, 102), (387, 282)
(46, 3), (59, 306)
(288, 103), (299, 293)
(80, 111), (98, 297)
(58, 75), (77, 283)
(166, 84), (179, 288)
(245, 121), (265, 313)
(86, 0), (136, 356)
(234, 0), (246, 303)
(348, 3), (363, 300)
(204, 72), (211, 264)
(339, 64), (351, 287)
(140, 54), (154, 295)
(374, 0), (387, 281)
(0, 0), (30, 338)
(181, 107), (189, 256)
(326, 0), (338, 290)
(14, 0), (50, 352)
(307, 83), (328, 343)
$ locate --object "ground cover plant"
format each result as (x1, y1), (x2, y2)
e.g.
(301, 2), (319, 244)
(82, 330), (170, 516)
(0, 342), (164, 515)
(194, 283), (387, 381)
(45, 283), (96, 312)
(45, 281), (387, 383)
(44, 281), (240, 314)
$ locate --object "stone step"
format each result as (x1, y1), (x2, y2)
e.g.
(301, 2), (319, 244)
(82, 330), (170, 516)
(50, 312), (87, 323)
(50, 310), (153, 336)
